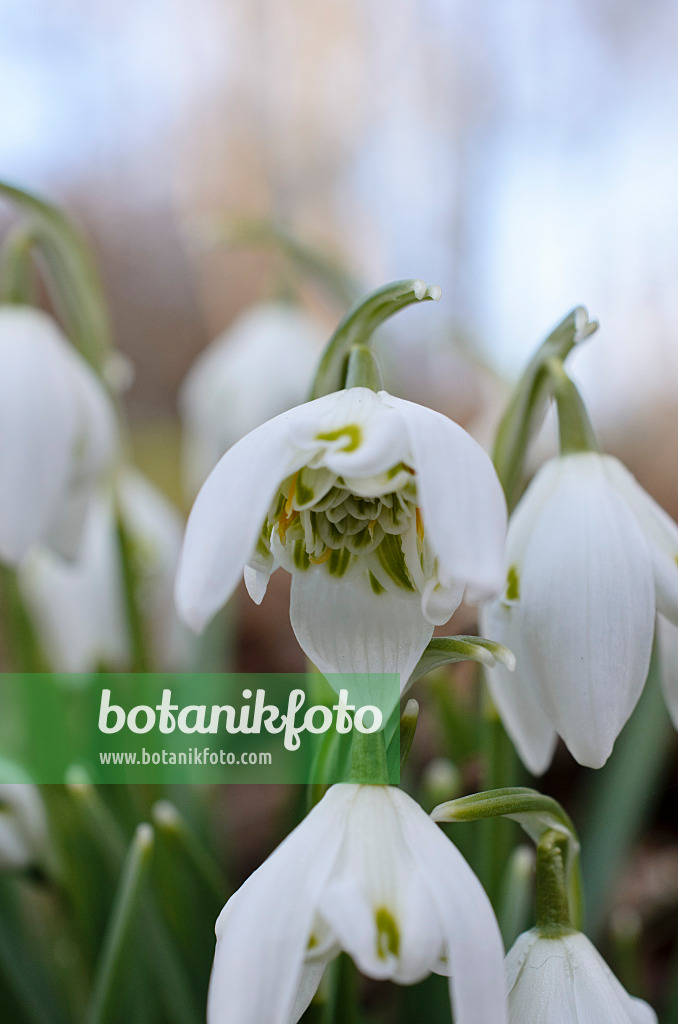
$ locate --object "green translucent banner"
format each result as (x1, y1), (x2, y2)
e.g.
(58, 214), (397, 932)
(0, 672), (401, 784)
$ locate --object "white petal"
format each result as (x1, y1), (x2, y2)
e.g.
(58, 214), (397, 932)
(244, 563), (273, 605)
(480, 602), (558, 776)
(318, 787), (445, 985)
(381, 393), (507, 599)
(179, 302), (322, 496)
(289, 958), (329, 1024)
(562, 932), (658, 1024)
(207, 785), (356, 1024)
(175, 411), (306, 632)
(289, 569), (433, 694)
(507, 933), (578, 1023)
(519, 454), (655, 769)
(396, 789), (508, 1024)
(657, 614), (678, 730)
(604, 456), (678, 626)
(0, 311), (79, 562)
(289, 388), (410, 478)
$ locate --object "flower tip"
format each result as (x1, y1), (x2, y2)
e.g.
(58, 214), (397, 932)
(429, 801), (456, 823)
(135, 822), (154, 851)
(427, 284), (442, 301)
(152, 801), (182, 830)
(413, 280), (427, 299)
(573, 306), (599, 343)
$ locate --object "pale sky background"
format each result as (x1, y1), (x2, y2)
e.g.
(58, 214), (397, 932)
(1, 0), (677, 427)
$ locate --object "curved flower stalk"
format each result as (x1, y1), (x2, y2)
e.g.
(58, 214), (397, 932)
(0, 762), (51, 872)
(0, 306), (117, 565)
(179, 302), (324, 496)
(19, 470), (191, 672)
(482, 451), (678, 773)
(506, 928), (656, 1024)
(176, 385), (507, 686)
(207, 784), (507, 1024)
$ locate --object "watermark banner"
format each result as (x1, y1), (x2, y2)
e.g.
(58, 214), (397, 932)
(0, 672), (401, 784)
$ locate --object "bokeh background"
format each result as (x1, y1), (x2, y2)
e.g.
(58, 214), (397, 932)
(2, 1), (678, 1020)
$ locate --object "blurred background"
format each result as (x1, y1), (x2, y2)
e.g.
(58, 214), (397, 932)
(2, 1), (678, 1020)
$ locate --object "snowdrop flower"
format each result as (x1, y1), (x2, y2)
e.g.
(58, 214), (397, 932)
(482, 451), (678, 773)
(176, 385), (506, 686)
(179, 302), (324, 496)
(208, 784), (507, 1024)
(0, 306), (117, 564)
(506, 928), (656, 1024)
(0, 763), (51, 872)
(19, 471), (190, 671)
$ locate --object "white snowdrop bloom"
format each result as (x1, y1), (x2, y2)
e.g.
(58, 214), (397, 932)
(207, 784), (507, 1024)
(0, 764), (51, 872)
(179, 302), (323, 496)
(19, 471), (191, 672)
(506, 928), (656, 1024)
(175, 386), (506, 686)
(0, 306), (117, 565)
(482, 451), (678, 773)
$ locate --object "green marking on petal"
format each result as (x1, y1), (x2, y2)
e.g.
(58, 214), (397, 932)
(316, 424), (362, 452)
(506, 564), (520, 601)
(293, 540), (311, 571)
(376, 533), (415, 592)
(327, 547), (352, 577)
(307, 933), (318, 951)
(369, 571), (386, 595)
(375, 907), (400, 960)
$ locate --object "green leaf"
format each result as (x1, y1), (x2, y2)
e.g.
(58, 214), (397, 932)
(309, 279), (441, 399)
(409, 635), (515, 688)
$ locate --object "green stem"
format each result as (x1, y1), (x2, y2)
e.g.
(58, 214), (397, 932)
(349, 731), (390, 785)
(344, 344), (383, 392)
(476, 687), (520, 901)
(0, 564), (48, 671)
(114, 511), (151, 672)
(535, 830), (572, 935)
(85, 824), (154, 1024)
(0, 225), (38, 305)
(492, 307), (598, 511)
(545, 360), (598, 455)
(309, 279), (441, 399)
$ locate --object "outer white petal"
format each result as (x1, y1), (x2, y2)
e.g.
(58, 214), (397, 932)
(0, 311), (79, 563)
(207, 785), (355, 1024)
(519, 454), (655, 769)
(562, 931), (658, 1024)
(398, 789), (508, 1024)
(289, 569), (433, 695)
(0, 770), (51, 872)
(603, 456), (678, 626)
(480, 602), (558, 776)
(507, 932), (578, 1023)
(179, 302), (322, 496)
(381, 393), (507, 600)
(318, 787), (445, 985)
(657, 614), (678, 729)
(288, 388), (410, 478)
(19, 492), (128, 672)
(175, 411), (307, 632)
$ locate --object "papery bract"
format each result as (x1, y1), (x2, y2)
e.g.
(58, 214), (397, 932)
(207, 784), (507, 1024)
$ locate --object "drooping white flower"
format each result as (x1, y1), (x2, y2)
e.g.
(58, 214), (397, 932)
(0, 306), (117, 565)
(176, 386), (507, 686)
(19, 470), (191, 671)
(0, 761), (51, 872)
(506, 928), (656, 1024)
(207, 784), (507, 1024)
(482, 451), (678, 773)
(179, 302), (324, 496)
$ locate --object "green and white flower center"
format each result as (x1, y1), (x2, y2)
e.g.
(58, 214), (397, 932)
(259, 462), (426, 587)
